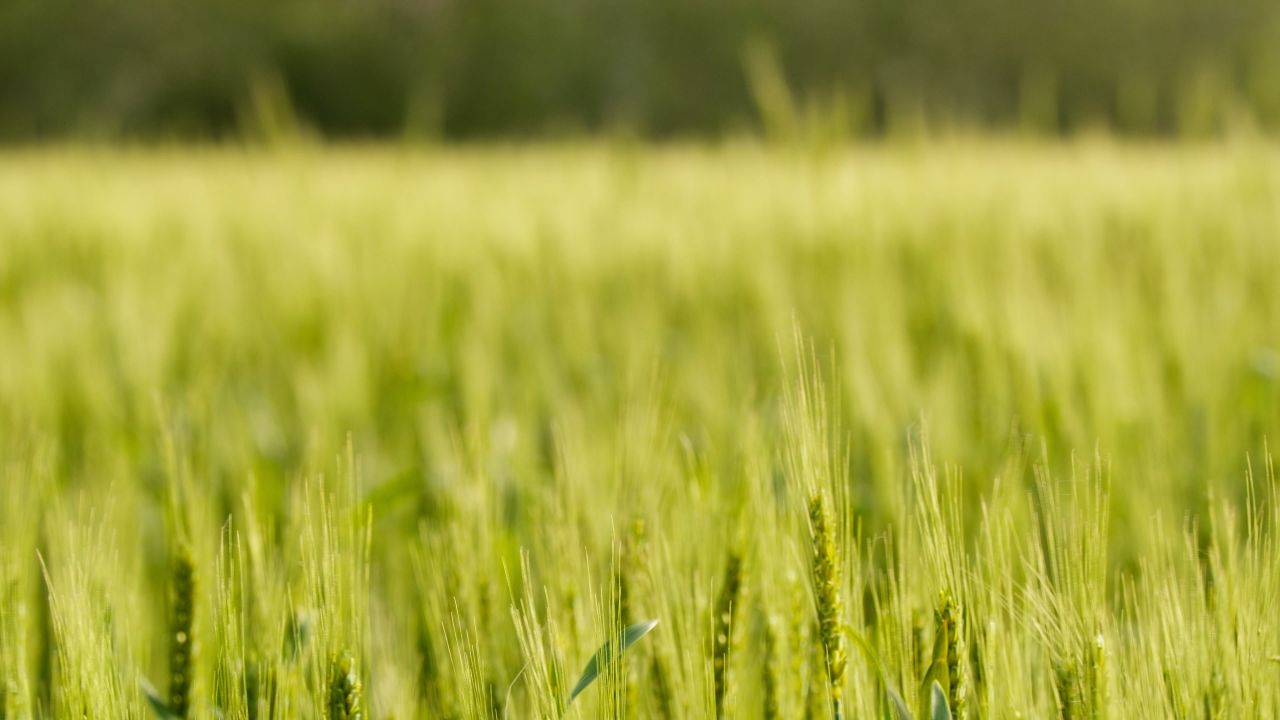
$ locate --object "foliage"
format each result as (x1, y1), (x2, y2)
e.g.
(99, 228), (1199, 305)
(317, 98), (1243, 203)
(3, 0), (1280, 139)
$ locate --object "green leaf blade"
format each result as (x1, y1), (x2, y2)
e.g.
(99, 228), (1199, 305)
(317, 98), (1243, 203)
(140, 677), (180, 720)
(930, 680), (952, 720)
(567, 619), (659, 703)
(848, 630), (913, 720)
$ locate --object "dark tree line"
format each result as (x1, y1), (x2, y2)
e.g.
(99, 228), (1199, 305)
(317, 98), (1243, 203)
(2, 0), (1277, 140)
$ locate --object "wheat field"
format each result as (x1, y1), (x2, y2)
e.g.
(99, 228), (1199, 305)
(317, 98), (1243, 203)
(2, 141), (1280, 718)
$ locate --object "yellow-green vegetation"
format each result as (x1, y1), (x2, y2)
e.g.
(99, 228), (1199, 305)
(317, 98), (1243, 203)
(1, 141), (1280, 718)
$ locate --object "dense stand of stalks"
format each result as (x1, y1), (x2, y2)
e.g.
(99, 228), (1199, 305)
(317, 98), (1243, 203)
(0, 144), (1279, 718)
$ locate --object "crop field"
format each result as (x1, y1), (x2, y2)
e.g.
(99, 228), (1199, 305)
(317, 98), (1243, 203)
(2, 141), (1280, 719)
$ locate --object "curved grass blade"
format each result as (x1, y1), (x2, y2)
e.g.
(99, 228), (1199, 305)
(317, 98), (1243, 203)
(140, 676), (180, 720)
(567, 619), (659, 704)
(284, 610), (312, 660)
(848, 630), (913, 720)
(919, 633), (949, 719)
(930, 681), (951, 720)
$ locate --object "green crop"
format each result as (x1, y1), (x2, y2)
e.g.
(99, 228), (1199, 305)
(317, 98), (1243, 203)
(0, 141), (1279, 718)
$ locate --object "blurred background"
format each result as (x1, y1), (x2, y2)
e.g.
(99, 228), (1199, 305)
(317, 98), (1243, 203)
(3, 0), (1280, 142)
